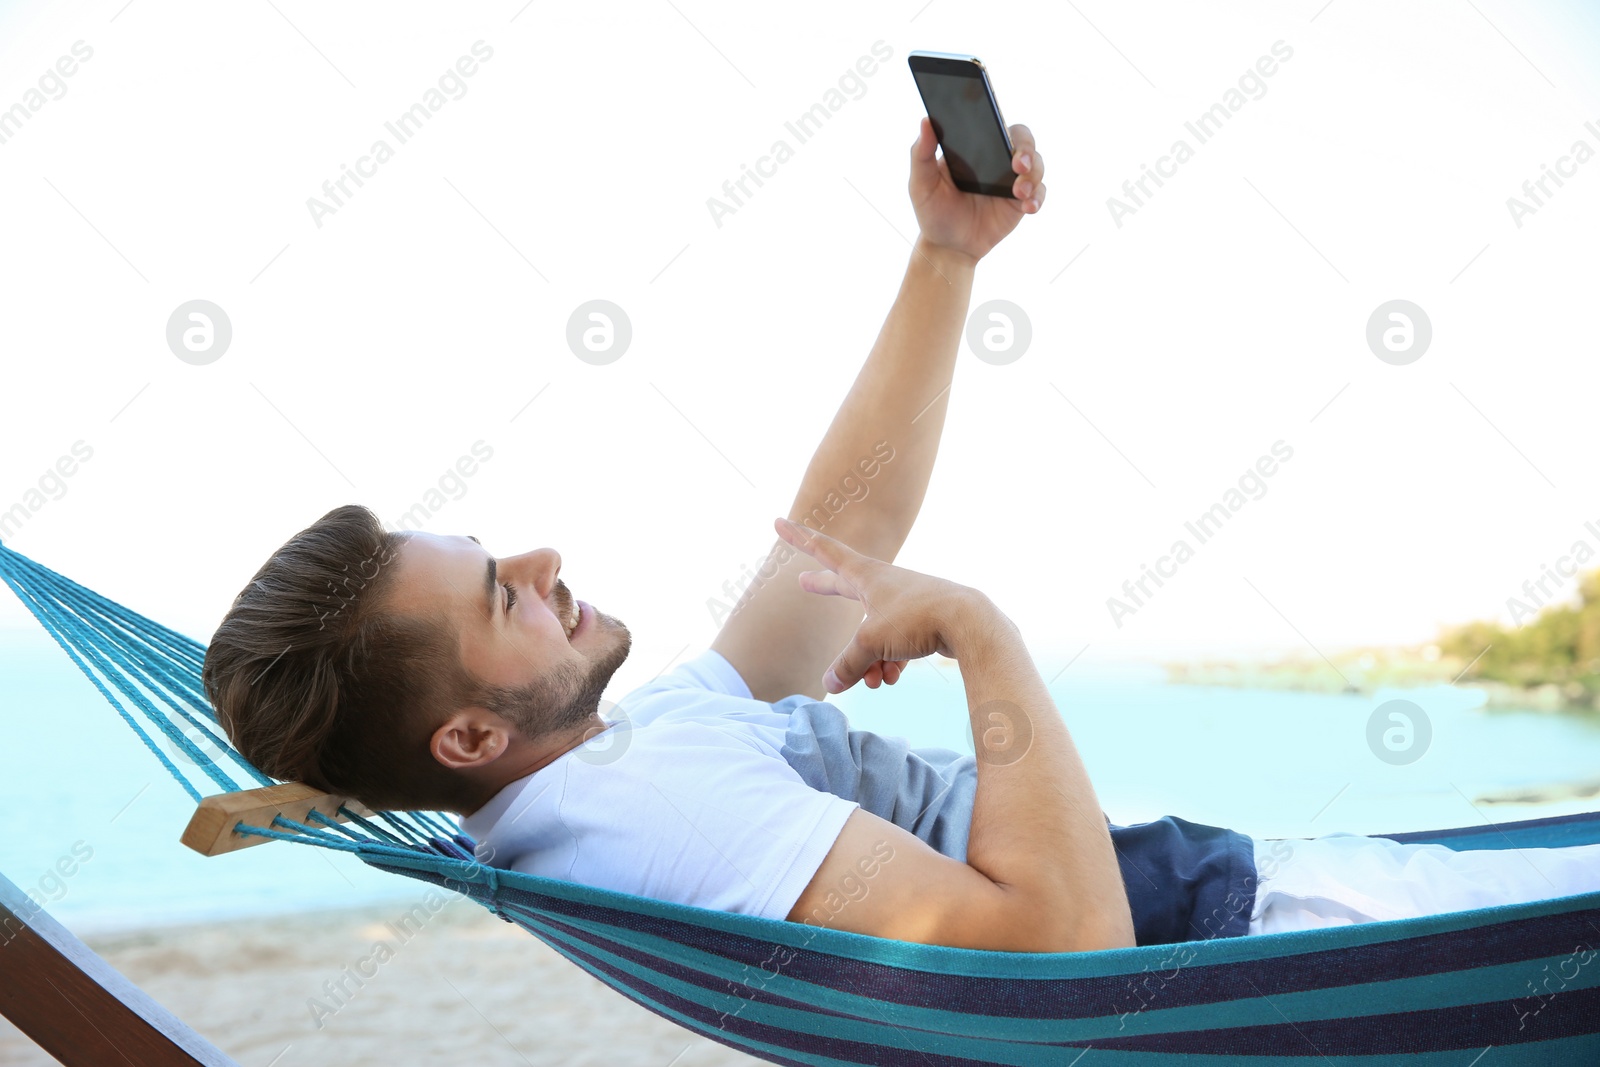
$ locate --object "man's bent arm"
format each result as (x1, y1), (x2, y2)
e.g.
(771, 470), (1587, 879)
(954, 601), (1134, 949)
(789, 594), (1134, 953)
(714, 237), (975, 702)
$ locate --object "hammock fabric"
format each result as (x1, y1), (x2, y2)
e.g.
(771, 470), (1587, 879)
(4, 536), (1600, 1065)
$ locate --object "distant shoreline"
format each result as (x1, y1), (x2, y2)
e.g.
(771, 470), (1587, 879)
(1160, 645), (1600, 715)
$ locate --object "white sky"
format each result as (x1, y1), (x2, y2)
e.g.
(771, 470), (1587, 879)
(2, 0), (1598, 705)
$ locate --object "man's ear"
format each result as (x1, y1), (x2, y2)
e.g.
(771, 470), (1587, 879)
(430, 707), (513, 771)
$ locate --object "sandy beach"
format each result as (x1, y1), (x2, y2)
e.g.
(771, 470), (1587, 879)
(0, 895), (762, 1067)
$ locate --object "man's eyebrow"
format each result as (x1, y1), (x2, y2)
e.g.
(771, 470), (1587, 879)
(483, 553), (497, 616)
(466, 536), (496, 615)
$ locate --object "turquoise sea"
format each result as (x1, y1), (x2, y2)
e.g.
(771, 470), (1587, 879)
(4, 631), (1599, 936)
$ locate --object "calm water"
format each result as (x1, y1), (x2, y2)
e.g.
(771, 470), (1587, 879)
(4, 632), (1599, 935)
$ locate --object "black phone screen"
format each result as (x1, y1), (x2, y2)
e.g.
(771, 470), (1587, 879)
(910, 67), (1014, 197)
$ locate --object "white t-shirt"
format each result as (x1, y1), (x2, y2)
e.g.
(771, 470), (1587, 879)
(459, 649), (859, 921)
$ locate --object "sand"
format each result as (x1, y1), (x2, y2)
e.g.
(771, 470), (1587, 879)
(0, 895), (762, 1067)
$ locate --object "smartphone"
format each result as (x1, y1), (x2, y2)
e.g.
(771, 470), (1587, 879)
(907, 51), (1016, 197)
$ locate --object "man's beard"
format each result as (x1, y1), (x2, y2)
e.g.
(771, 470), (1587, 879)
(478, 610), (632, 740)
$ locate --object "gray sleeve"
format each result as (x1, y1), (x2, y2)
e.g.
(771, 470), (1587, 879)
(778, 700), (978, 862)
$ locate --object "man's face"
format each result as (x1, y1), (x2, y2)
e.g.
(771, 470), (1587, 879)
(386, 532), (631, 738)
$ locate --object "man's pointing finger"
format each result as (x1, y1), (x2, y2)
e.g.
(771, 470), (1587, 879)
(774, 517), (856, 571)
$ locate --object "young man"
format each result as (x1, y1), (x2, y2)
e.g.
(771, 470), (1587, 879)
(204, 119), (1600, 953)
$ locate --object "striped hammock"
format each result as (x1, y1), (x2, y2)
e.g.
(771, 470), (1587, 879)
(4, 536), (1600, 1065)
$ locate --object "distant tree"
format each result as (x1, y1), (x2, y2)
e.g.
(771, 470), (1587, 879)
(1439, 567), (1600, 701)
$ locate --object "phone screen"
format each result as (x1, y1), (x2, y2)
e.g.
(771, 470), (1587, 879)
(911, 68), (1013, 196)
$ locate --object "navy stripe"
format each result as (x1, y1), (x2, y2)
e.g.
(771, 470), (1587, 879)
(520, 899), (1600, 1058)
(544, 921), (1046, 1067)
(474, 872), (1600, 1020)
(529, 918), (1600, 1064)
(1087, 983), (1600, 1055)
(376, 860), (1600, 1026)
(515, 905), (870, 1025)
(1380, 809), (1600, 850)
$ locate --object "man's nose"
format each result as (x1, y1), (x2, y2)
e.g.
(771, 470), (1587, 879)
(503, 547), (562, 595)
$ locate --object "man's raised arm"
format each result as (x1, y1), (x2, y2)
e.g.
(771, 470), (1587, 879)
(713, 118), (1045, 702)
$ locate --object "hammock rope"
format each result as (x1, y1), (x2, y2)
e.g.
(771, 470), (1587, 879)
(6, 535), (1600, 1065)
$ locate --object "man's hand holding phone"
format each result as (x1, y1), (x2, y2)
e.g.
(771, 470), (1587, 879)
(910, 116), (1045, 266)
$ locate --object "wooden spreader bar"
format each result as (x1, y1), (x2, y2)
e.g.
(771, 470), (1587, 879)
(181, 782), (373, 857)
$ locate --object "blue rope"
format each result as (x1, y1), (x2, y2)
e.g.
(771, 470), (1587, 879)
(373, 811), (431, 847)
(31, 565), (263, 787)
(336, 807), (412, 847)
(236, 823), (366, 852)
(10, 573), (241, 793)
(308, 808), (446, 852)
(24, 554), (220, 713)
(0, 562), (206, 802)
(402, 809), (460, 840)
(246, 819), (462, 866)
(0, 539), (450, 856)
(10, 545), (207, 662)
(304, 809), (370, 844)
(42, 578), (225, 727)
(271, 814), (370, 846)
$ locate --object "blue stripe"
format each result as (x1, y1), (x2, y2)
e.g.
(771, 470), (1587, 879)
(520, 902), (1600, 1045)
(1381, 809), (1600, 850)
(395, 858), (1600, 1019)
(516, 897), (1600, 1052)
(505, 912), (1600, 1064)
(1092, 984), (1600, 1055)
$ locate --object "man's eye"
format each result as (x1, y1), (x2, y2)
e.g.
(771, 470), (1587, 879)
(502, 582), (518, 611)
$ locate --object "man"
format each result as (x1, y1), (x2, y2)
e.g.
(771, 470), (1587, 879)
(204, 118), (1600, 953)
